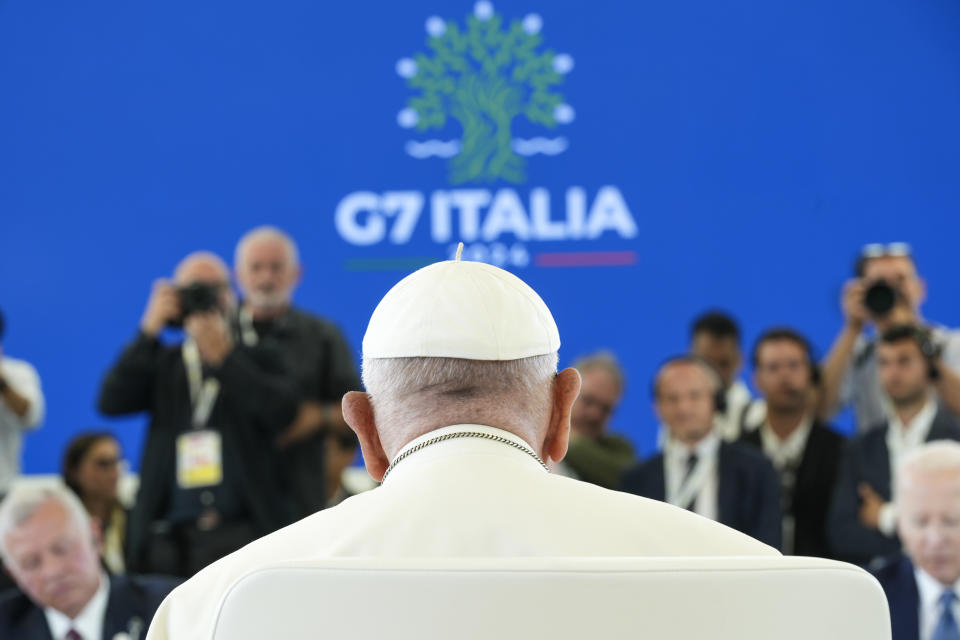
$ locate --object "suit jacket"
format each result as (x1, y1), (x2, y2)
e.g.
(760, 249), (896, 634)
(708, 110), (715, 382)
(619, 441), (783, 549)
(0, 573), (179, 640)
(146, 424), (779, 640)
(739, 421), (845, 557)
(827, 407), (960, 566)
(871, 553), (920, 640)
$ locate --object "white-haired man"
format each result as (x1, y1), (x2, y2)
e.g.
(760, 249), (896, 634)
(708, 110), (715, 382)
(872, 441), (960, 640)
(145, 253), (778, 640)
(98, 252), (301, 578)
(0, 484), (177, 639)
(233, 226), (361, 517)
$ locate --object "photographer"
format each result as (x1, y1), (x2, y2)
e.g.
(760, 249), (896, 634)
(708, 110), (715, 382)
(98, 252), (299, 578)
(819, 243), (960, 431)
(0, 307), (45, 498)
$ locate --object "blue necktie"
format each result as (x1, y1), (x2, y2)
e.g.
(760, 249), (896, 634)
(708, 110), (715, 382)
(932, 591), (960, 640)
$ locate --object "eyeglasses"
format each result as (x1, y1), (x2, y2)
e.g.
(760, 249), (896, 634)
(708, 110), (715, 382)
(860, 242), (913, 259)
(91, 457), (120, 470)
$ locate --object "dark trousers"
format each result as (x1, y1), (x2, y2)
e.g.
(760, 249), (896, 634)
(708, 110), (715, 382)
(143, 519), (258, 579)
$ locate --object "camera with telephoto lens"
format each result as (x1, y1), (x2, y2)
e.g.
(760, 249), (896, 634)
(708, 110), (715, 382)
(863, 279), (900, 317)
(167, 283), (223, 327)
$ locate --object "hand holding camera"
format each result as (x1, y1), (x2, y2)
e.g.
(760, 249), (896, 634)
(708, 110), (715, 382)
(842, 277), (916, 331)
(140, 280), (181, 337)
(841, 279), (870, 330)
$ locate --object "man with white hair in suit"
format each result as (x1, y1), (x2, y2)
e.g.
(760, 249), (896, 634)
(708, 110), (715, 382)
(873, 440), (960, 640)
(146, 249), (778, 640)
(0, 484), (178, 640)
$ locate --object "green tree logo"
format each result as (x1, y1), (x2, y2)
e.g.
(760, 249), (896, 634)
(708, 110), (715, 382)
(397, 2), (575, 185)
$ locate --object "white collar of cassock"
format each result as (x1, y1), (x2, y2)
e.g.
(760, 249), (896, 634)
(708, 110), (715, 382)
(382, 424), (546, 486)
(44, 570), (110, 640)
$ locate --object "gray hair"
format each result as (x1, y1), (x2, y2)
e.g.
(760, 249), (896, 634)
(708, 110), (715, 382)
(897, 440), (960, 493)
(0, 484), (92, 563)
(173, 251), (231, 283)
(234, 225), (300, 269)
(362, 354), (559, 430)
(572, 350), (625, 392)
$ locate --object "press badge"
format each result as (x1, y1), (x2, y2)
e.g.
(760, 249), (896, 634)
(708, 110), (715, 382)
(176, 430), (223, 489)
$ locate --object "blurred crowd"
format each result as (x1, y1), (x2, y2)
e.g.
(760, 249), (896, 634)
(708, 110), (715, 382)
(0, 235), (958, 638)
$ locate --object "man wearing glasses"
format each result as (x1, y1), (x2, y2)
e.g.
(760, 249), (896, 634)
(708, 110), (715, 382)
(819, 243), (960, 432)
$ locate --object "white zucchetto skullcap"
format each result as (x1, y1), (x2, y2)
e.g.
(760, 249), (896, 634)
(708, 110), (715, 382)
(362, 247), (560, 360)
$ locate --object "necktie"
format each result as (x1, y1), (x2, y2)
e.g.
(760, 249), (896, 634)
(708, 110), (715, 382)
(682, 453), (698, 511)
(933, 591), (960, 640)
(66, 629), (84, 640)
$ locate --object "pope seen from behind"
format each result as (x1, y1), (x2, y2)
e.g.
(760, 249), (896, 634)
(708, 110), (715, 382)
(147, 247), (778, 640)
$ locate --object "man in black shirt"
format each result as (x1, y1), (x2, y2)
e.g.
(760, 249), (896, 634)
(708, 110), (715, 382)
(233, 226), (362, 516)
(98, 252), (300, 577)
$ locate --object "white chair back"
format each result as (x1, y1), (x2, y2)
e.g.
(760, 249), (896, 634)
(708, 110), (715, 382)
(211, 556), (890, 639)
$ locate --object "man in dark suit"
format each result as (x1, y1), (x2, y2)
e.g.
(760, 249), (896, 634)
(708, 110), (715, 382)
(829, 326), (960, 566)
(871, 440), (960, 640)
(0, 484), (177, 639)
(621, 356), (782, 549)
(739, 328), (845, 557)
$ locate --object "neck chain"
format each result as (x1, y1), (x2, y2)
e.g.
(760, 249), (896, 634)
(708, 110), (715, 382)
(380, 430), (549, 484)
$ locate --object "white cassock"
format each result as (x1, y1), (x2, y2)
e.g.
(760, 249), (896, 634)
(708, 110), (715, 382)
(147, 424), (779, 640)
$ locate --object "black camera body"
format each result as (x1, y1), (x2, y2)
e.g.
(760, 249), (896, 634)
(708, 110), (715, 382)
(167, 283), (222, 327)
(863, 279), (900, 317)
(179, 282), (221, 316)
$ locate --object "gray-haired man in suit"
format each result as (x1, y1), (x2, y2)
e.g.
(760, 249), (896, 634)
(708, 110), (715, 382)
(0, 485), (178, 640)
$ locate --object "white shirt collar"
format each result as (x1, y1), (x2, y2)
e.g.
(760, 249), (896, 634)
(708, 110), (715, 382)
(383, 424), (545, 485)
(915, 566), (960, 640)
(760, 415), (813, 470)
(887, 396), (938, 453)
(44, 570), (110, 640)
(663, 430), (720, 463)
(916, 566), (957, 607)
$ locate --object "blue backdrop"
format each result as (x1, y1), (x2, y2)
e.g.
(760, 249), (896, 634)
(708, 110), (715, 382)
(1, 0), (958, 473)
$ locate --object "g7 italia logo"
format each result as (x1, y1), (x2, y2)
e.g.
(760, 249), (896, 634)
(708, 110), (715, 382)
(334, 2), (638, 271)
(395, 0), (574, 184)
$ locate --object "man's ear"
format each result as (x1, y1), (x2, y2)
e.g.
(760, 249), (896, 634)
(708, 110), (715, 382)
(342, 392), (389, 482)
(543, 368), (581, 463)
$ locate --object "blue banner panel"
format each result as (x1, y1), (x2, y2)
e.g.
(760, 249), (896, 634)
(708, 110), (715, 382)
(1, 0), (958, 472)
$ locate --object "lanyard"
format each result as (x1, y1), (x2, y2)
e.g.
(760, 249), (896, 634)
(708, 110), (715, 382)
(237, 308), (259, 347)
(667, 451), (714, 510)
(182, 338), (221, 429)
